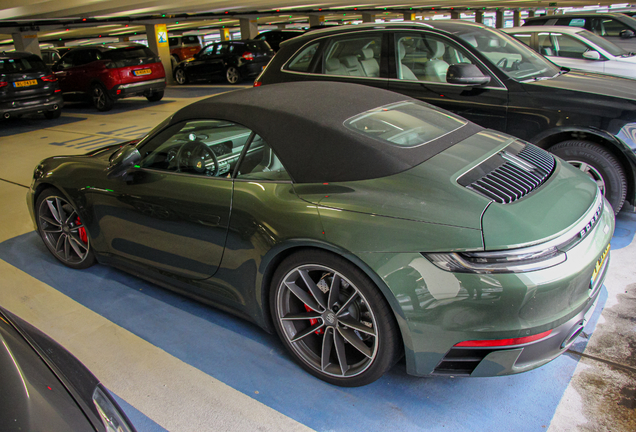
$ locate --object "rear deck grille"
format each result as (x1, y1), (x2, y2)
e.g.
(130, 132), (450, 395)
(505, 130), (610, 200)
(458, 143), (555, 204)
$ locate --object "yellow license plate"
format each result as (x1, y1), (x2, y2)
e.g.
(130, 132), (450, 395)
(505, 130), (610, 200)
(591, 244), (610, 283)
(14, 79), (37, 88)
(133, 69), (151, 76)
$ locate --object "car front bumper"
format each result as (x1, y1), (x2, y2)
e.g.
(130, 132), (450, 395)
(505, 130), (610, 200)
(0, 93), (64, 117)
(111, 78), (166, 99)
(357, 197), (615, 377)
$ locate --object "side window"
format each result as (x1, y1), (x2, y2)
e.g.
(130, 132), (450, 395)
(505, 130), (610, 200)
(60, 52), (76, 68)
(537, 33), (557, 56)
(286, 42), (320, 72)
(601, 19), (632, 37)
(552, 34), (590, 59)
(139, 120), (253, 178)
(560, 18), (586, 27)
(395, 34), (476, 83)
(511, 33), (533, 47)
(215, 44), (229, 55)
(236, 137), (290, 181)
(199, 45), (215, 57)
(322, 35), (382, 77)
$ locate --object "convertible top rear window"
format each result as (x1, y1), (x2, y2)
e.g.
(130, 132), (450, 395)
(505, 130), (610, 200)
(345, 102), (467, 147)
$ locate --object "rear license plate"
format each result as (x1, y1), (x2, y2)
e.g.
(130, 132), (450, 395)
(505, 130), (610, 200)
(591, 244), (610, 285)
(133, 69), (152, 76)
(14, 79), (37, 88)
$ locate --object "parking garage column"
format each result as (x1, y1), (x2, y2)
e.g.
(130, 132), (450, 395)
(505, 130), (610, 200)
(362, 13), (376, 23)
(12, 31), (41, 57)
(475, 10), (483, 24)
(527, 9), (535, 18)
(145, 24), (173, 84)
(220, 28), (230, 41)
(403, 12), (415, 21)
(450, 10), (460, 20)
(308, 15), (324, 27)
(513, 9), (521, 27)
(495, 10), (504, 28)
(239, 17), (259, 40)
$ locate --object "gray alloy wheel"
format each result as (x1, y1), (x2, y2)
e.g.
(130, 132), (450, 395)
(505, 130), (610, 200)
(91, 83), (114, 111)
(36, 189), (95, 269)
(174, 68), (188, 85)
(272, 251), (401, 386)
(225, 66), (240, 85)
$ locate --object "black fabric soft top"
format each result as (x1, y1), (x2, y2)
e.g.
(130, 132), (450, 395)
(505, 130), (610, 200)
(171, 81), (482, 183)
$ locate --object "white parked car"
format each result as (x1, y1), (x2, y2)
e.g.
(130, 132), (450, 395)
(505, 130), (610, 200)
(504, 26), (636, 79)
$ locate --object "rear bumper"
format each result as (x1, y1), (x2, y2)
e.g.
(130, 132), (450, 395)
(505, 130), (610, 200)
(240, 62), (268, 78)
(0, 93), (64, 117)
(111, 78), (166, 99)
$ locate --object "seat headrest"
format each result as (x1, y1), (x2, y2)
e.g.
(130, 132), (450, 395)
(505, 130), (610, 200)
(361, 48), (374, 59)
(326, 58), (341, 71)
(341, 56), (359, 68)
(428, 41), (445, 59)
(398, 40), (407, 60)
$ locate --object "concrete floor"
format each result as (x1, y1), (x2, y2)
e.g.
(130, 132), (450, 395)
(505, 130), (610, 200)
(0, 85), (634, 432)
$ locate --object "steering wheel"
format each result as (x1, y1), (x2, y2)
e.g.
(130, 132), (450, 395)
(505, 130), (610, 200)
(496, 57), (508, 69)
(176, 140), (219, 177)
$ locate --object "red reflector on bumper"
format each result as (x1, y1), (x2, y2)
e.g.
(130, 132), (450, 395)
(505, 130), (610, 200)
(455, 330), (553, 347)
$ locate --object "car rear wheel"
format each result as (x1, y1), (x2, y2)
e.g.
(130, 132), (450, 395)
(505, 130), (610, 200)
(171, 55), (180, 69)
(225, 67), (241, 85)
(91, 83), (114, 112)
(36, 188), (96, 269)
(271, 250), (401, 387)
(146, 91), (164, 102)
(549, 140), (627, 213)
(174, 68), (188, 85)
(44, 109), (61, 119)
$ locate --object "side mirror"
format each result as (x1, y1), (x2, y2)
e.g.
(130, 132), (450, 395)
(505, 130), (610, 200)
(107, 145), (141, 180)
(446, 64), (491, 86)
(620, 29), (635, 39)
(582, 50), (601, 61)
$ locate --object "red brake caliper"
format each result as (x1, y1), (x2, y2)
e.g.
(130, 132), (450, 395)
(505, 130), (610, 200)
(304, 304), (324, 335)
(76, 217), (87, 244)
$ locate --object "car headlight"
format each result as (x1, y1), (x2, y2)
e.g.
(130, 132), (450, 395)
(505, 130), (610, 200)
(92, 386), (135, 432)
(423, 246), (566, 274)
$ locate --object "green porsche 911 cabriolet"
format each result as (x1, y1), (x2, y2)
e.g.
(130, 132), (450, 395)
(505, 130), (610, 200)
(27, 81), (613, 386)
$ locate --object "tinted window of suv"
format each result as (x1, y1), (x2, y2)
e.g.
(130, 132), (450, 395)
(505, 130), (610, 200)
(0, 56), (46, 73)
(245, 41), (273, 52)
(102, 47), (156, 66)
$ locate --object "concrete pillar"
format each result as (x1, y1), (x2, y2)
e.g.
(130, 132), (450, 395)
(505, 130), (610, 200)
(495, 10), (504, 28)
(239, 17), (258, 40)
(450, 10), (460, 20)
(54, 40), (65, 47)
(118, 36), (130, 43)
(527, 10), (535, 18)
(309, 15), (324, 27)
(362, 12), (376, 23)
(145, 24), (173, 84)
(12, 32), (41, 57)
(513, 10), (521, 27)
(219, 28), (230, 41)
(403, 12), (415, 21)
(277, 23), (287, 29)
(547, 8), (555, 16)
(475, 11), (484, 24)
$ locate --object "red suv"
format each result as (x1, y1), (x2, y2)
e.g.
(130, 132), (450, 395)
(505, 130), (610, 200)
(53, 43), (166, 111)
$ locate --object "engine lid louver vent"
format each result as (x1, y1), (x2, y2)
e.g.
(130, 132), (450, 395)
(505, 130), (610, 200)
(457, 142), (555, 204)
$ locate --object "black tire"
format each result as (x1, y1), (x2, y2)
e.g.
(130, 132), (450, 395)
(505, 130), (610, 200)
(270, 250), (401, 387)
(146, 91), (164, 102)
(44, 109), (61, 119)
(35, 188), (96, 269)
(174, 68), (188, 85)
(549, 140), (627, 213)
(91, 83), (114, 112)
(225, 66), (241, 85)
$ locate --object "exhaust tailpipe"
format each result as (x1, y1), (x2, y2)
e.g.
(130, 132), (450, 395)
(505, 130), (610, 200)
(3, 113), (10, 119)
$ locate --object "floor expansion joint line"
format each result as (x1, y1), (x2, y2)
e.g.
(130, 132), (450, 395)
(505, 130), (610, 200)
(0, 178), (29, 188)
(567, 349), (636, 374)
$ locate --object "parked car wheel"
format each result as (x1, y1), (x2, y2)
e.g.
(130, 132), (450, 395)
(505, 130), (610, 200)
(44, 109), (61, 119)
(146, 91), (164, 102)
(91, 83), (114, 112)
(549, 140), (627, 213)
(36, 188), (96, 269)
(174, 68), (188, 85)
(271, 250), (401, 387)
(225, 66), (241, 85)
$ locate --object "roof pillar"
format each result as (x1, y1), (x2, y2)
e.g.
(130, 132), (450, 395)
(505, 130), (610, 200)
(308, 15), (324, 27)
(12, 31), (41, 57)
(239, 17), (259, 39)
(513, 9), (521, 27)
(450, 10), (460, 20)
(362, 12), (376, 23)
(145, 24), (173, 84)
(495, 10), (504, 28)
(403, 12), (415, 21)
(475, 10), (483, 24)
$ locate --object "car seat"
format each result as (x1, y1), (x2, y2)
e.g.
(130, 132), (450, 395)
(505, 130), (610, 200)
(359, 48), (379, 77)
(397, 40), (418, 80)
(423, 40), (450, 82)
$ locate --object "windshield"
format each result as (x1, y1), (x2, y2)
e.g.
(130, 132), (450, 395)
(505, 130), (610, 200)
(345, 101), (466, 147)
(456, 26), (561, 81)
(579, 29), (629, 56)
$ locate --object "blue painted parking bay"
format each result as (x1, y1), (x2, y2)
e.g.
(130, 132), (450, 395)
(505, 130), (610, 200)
(1, 219), (628, 432)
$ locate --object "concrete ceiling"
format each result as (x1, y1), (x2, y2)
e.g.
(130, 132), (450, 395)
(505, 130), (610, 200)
(0, 0), (623, 45)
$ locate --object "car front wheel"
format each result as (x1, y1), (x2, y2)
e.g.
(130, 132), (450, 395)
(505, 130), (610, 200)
(271, 250), (401, 387)
(36, 188), (96, 269)
(549, 140), (627, 213)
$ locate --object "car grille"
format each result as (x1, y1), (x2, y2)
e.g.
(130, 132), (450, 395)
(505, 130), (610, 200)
(457, 142), (555, 204)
